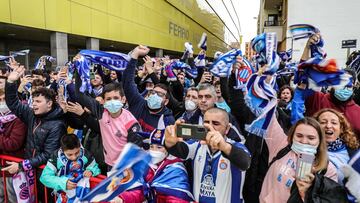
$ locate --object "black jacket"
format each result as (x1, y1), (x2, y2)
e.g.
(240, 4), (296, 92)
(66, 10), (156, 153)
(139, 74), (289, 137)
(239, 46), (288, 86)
(5, 82), (66, 168)
(288, 171), (349, 203)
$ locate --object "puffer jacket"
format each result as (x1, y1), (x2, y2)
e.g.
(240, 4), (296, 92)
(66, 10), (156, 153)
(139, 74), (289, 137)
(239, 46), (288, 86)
(5, 82), (66, 169)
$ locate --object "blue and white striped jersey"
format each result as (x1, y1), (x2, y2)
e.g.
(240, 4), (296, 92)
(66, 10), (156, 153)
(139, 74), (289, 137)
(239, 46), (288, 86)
(185, 139), (250, 203)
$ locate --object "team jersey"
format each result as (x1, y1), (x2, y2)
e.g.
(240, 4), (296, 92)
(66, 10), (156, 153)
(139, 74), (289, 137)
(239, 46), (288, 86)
(185, 139), (250, 203)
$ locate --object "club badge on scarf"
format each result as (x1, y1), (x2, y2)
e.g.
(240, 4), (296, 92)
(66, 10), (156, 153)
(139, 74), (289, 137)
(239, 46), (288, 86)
(81, 144), (151, 202)
(235, 58), (255, 90)
(12, 170), (36, 203)
(210, 49), (242, 77)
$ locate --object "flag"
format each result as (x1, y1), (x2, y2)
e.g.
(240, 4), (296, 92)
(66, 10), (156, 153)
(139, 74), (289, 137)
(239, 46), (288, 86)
(150, 162), (194, 201)
(210, 49), (242, 77)
(81, 144), (151, 202)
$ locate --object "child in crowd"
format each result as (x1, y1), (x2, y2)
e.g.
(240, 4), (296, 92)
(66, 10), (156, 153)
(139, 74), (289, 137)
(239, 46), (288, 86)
(40, 134), (101, 201)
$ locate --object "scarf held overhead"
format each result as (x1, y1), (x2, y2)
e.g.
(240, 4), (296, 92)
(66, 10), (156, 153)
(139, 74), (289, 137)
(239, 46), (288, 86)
(72, 50), (130, 93)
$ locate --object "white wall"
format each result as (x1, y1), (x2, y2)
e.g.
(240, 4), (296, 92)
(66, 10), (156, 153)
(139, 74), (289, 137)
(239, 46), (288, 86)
(287, 0), (360, 67)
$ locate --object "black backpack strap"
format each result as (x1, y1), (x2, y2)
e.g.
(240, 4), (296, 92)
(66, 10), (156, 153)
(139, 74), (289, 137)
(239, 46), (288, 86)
(269, 144), (292, 167)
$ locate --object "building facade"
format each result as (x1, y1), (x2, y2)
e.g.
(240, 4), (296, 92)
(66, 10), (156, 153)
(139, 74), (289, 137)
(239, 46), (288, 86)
(0, 0), (228, 67)
(258, 0), (360, 66)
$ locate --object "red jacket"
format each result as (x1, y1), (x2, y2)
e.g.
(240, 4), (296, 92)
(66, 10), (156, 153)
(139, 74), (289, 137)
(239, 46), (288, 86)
(119, 158), (190, 203)
(305, 91), (360, 136)
(0, 117), (27, 177)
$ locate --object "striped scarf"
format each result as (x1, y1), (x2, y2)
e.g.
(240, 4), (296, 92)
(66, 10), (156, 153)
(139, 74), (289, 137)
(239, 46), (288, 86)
(165, 61), (198, 81)
(245, 74), (277, 137)
(34, 55), (56, 70)
(245, 32), (280, 137)
(72, 50), (130, 93)
(251, 32), (280, 75)
(210, 49), (242, 77)
(289, 24), (326, 58)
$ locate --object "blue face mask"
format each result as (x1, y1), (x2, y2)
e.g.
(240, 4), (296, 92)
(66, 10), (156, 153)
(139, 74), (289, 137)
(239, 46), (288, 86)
(334, 88), (353, 101)
(146, 94), (163, 110)
(103, 100), (123, 114)
(291, 140), (318, 155)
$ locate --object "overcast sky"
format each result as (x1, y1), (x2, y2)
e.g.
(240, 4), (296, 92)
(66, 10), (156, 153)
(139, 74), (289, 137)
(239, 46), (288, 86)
(198, 0), (260, 50)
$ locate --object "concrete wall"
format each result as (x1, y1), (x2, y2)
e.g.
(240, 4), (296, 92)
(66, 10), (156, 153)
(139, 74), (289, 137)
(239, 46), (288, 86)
(287, 0), (360, 67)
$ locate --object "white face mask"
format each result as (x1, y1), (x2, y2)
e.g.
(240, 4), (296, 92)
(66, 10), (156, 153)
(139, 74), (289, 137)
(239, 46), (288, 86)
(291, 140), (318, 155)
(185, 100), (197, 111)
(0, 102), (9, 115)
(149, 150), (167, 165)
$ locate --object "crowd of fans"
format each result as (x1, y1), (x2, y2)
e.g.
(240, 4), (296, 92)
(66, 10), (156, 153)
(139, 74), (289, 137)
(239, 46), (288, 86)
(0, 30), (359, 203)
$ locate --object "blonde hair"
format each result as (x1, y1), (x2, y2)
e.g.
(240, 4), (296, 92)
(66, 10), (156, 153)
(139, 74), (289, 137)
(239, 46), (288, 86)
(313, 108), (359, 150)
(287, 117), (329, 172)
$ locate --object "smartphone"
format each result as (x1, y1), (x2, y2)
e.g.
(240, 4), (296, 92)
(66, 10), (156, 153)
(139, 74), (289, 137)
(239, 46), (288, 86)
(176, 123), (207, 140)
(296, 153), (315, 180)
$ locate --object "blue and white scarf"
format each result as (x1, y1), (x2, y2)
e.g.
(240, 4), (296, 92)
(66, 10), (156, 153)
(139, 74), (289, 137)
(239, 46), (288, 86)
(328, 138), (346, 152)
(72, 50), (130, 93)
(289, 24), (326, 58)
(278, 49), (292, 62)
(0, 49), (29, 61)
(245, 74), (277, 137)
(296, 56), (352, 91)
(251, 32), (280, 75)
(348, 53), (360, 79)
(194, 52), (206, 68)
(210, 49), (242, 77)
(245, 32), (280, 137)
(198, 33), (207, 51)
(34, 55), (56, 70)
(165, 61), (198, 80)
(0, 49), (30, 68)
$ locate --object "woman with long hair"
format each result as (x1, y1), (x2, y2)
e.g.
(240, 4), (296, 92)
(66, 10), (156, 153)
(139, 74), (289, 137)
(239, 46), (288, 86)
(260, 116), (339, 202)
(313, 108), (360, 183)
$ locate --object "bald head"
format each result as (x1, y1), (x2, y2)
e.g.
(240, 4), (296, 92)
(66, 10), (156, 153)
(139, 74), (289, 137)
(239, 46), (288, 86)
(204, 108), (230, 136)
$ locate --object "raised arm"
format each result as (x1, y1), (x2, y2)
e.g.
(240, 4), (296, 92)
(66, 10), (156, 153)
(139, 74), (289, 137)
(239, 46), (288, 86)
(5, 60), (34, 124)
(122, 46), (150, 108)
(74, 70), (104, 119)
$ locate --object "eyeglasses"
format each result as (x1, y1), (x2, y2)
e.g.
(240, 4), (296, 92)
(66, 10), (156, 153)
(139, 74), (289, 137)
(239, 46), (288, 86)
(148, 90), (166, 97)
